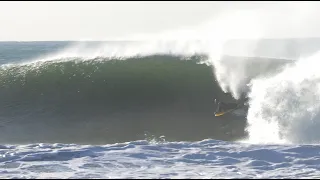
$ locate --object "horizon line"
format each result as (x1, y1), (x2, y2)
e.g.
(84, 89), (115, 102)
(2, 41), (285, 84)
(1, 37), (320, 42)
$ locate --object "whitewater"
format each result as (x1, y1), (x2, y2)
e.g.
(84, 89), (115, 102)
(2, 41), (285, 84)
(2, 5), (320, 178)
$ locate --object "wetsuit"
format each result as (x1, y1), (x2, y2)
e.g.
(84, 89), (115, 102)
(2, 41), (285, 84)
(215, 102), (240, 114)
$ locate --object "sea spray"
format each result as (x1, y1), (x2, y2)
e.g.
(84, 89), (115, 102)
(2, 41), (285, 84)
(246, 51), (320, 144)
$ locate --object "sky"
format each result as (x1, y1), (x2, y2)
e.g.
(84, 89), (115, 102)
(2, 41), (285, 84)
(0, 1), (320, 41)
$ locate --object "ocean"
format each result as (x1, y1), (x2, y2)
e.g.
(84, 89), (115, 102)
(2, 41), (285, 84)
(1, 40), (320, 178)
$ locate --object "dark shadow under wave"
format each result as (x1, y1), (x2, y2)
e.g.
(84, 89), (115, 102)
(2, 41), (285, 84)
(0, 55), (292, 144)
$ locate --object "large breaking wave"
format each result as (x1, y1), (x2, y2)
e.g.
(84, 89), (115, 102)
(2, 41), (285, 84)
(2, 5), (320, 146)
(0, 51), (291, 145)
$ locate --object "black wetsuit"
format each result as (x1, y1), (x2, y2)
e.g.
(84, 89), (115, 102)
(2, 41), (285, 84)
(215, 102), (240, 113)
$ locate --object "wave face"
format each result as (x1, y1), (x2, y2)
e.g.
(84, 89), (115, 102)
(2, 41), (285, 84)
(0, 48), (291, 144)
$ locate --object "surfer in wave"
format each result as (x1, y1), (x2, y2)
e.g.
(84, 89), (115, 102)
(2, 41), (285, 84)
(214, 98), (248, 117)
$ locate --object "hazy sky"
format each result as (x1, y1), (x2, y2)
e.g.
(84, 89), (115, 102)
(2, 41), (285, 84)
(1, 1), (320, 41)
